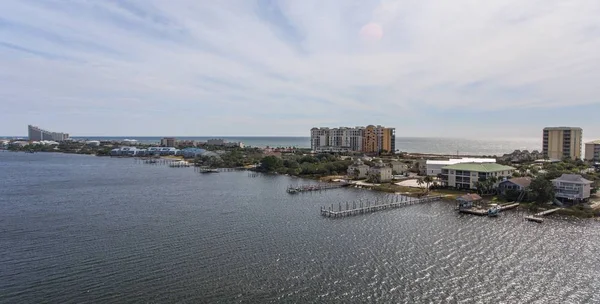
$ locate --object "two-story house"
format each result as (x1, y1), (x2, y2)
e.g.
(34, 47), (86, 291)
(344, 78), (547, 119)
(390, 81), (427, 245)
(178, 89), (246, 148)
(440, 163), (516, 190)
(368, 160), (393, 183)
(552, 174), (593, 203)
(347, 159), (370, 179)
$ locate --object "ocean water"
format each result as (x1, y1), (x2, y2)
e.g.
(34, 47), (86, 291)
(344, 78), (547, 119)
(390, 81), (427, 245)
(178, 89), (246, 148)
(72, 136), (542, 156)
(1, 152), (600, 303)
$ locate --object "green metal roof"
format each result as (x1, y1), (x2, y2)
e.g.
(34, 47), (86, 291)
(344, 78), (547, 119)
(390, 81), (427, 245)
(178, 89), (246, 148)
(442, 163), (515, 172)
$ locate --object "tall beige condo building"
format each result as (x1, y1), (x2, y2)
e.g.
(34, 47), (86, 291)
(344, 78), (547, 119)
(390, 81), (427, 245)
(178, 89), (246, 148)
(585, 140), (600, 161)
(542, 127), (582, 160)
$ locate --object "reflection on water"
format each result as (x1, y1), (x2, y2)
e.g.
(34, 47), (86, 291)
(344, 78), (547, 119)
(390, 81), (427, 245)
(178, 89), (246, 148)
(1, 153), (599, 303)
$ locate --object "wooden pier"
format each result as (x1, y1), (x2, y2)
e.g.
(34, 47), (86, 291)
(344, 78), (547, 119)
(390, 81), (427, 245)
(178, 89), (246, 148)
(320, 195), (443, 218)
(458, 202), (520, 217)
(287, 183), (348, 194)
(525, 208), (562, 223)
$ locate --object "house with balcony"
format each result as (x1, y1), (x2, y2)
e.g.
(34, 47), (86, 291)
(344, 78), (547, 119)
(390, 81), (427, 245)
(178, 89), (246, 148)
(440, 163), (516, 190)
(552, 174), (593, 203)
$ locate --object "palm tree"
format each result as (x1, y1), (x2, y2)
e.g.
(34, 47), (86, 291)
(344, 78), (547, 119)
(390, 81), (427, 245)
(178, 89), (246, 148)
(416, 178), (425, 193)
(423, 175), (433, 194)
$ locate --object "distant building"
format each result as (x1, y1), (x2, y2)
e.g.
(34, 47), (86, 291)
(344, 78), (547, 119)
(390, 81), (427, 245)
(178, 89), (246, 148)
(584, 140), (600, 161)
(441, 163), (515, 190)
(161, 137), (176, 147)
(28, 125), (69, 141)
(110, 147), (144, 156)
(426, 158), (496, 176)
(207, 139), (225, 145)
(543, 127), (582, 160)
(180, 148), (204, 158)
(205, 139), (244, 148)
(86, 140), (101, 146)
(390, 160), (408, 174)
(147, 147), (179, 156)
(347, 159), (370, 179)
(310, 125), (395, 154)
(552, 174), (593, 203)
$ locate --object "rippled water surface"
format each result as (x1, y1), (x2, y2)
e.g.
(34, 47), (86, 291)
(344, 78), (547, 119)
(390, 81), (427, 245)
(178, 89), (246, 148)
(1, 152), (599, 303)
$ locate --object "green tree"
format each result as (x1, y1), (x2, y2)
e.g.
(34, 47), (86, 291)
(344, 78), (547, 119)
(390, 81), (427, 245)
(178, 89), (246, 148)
(259, 156), (284, 172)
(529, 176), (555, 204)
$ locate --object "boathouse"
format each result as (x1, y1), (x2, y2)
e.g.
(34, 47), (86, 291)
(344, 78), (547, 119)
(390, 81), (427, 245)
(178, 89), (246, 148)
(456, 193), (483, 209)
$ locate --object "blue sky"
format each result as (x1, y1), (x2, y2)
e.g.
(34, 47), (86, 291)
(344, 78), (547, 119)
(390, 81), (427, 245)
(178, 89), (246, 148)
(1, 0), (600, 139)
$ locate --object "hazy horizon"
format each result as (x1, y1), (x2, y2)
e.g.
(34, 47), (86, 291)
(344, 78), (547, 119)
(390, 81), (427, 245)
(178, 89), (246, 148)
(1, 1), (599, 138)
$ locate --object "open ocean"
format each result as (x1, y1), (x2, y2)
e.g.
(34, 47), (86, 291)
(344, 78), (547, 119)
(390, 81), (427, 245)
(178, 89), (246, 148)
(1, 152), (599, 303)
(66, 136), (543, 156)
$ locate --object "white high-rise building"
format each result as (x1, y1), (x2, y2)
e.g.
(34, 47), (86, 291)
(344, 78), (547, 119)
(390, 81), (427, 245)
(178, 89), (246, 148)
(28, 125), (69, 141)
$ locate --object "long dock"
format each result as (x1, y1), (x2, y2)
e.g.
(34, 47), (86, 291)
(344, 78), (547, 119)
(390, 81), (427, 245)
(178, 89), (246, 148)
(287, 183), (348, 194)
(525, 208), (562, 223)
(320, 195), (443, 218)
(458, 202), (520, 216)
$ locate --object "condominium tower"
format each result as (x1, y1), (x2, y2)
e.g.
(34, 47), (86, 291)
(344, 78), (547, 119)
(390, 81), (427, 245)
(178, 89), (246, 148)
(542, 127), (582, 160)
(310, 125), (395, 154)
(28, 125), (70, 141)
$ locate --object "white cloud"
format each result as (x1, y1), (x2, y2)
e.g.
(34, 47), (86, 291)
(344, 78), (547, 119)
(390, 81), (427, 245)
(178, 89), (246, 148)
(0, 0), (599, 136)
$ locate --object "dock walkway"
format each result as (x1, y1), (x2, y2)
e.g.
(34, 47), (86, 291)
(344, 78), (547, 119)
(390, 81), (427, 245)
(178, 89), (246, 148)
(287, 183), (347, 194)
(458, 202), (520, 216)
(321, 195), (443, 218)
(525, 208), (562, 223)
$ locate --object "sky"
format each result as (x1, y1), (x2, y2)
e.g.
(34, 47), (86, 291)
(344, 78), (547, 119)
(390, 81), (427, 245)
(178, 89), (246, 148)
(1, 0), (600, 139)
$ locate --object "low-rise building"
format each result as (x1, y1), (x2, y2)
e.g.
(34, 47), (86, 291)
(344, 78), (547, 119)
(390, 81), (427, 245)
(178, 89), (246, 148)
(111, 147), (144, 156)
(347, 159), (370, 179)
(147, 147), (179, 156)
(426, 158), (496, 176)
(585, 140), (600, 161)
(441, 163), (516, 190)
(368, 161), (393, 182)
(552, 174), (593, 203)
(180, 148), (207, 158)
(498, 177), (532, 195)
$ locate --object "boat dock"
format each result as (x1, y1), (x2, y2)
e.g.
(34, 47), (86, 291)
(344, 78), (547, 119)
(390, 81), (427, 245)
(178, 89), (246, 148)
(525, 208), (562, 223)
(459, 202), (520, 216)
(287, 183), (348, 194)
(320, 195), (443, 218)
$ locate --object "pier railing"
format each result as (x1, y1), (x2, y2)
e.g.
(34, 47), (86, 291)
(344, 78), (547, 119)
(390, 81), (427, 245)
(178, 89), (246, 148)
(321, 195), (443, 218)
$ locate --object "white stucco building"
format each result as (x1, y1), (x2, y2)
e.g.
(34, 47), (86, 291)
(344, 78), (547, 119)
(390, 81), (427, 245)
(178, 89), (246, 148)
(426, 158), (497, 176)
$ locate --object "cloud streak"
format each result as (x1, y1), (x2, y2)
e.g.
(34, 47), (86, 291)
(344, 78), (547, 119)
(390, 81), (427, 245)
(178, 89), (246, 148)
(1, 0), (599, 137)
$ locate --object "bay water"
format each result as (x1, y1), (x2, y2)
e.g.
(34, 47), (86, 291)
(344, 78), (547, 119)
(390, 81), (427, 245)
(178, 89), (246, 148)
(1, 152), (599, 303)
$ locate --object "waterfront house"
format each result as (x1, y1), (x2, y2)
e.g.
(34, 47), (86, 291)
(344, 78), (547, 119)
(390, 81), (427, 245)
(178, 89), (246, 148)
(456, 193), (483, 209)
(551, 174), (593, 203)
(347, 159), (370, 179)
(497, 177), (532, 195)
(441, 163), (515, 190)
(147, 147), (179, 156)
(180, 148), (207, 158)
(111, 147), (143, 156)
(368, 160), (393, 183)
